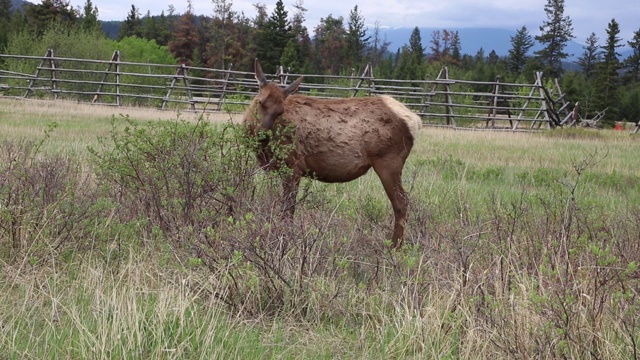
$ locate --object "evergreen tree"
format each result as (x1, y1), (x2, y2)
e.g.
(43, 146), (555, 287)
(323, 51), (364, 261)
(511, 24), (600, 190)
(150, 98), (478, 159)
(256, 0), (292, 73)
(80, 0), (99, 32)
(593, 18), (623, 123)
(155, 11), (171, 46)
(471, 48), (489, 91)
(280, 39), (300, 72)
(204, 0), (254, 71)
(619, 86), (640, 123)
(475, 48), (485, 64)
(227, 12), (255, 71)
(393, 45), (417, 80)
(313, 14), (346, 74)
(623, 28), (640, 83)
(0, 0), (11, 49)
(168, 0), (199, 65)
(534, 0), (574, 78)
(141, 11), (159, 41)
(576, 32), (600, 77)
(207, 0), (238, 69)
(507, 26), (534, 74)
(450, 31), (462, 65)
(281, 0), (311, 72)
(408, 26), (424, 66)
(487, 50), (500, 66)
(345, 5), (369, 70)
(24, 0), (78, 37)
(117, 4), (142, 40)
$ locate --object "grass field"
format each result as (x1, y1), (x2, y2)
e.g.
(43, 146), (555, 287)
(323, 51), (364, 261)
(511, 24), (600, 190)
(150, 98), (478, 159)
(1, 97), (640, 359)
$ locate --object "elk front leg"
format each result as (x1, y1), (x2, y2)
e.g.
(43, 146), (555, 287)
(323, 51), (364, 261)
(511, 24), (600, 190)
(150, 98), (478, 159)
(281, 170), (302, 219)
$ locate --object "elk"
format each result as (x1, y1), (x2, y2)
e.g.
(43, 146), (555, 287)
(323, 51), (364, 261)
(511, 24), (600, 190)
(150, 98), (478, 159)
(243, 59), (422, 248)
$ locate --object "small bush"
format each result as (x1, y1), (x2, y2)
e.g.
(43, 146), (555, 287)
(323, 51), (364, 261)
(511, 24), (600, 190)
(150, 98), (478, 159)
(90, 115), (261, 242)
(0, 124), (101, 261)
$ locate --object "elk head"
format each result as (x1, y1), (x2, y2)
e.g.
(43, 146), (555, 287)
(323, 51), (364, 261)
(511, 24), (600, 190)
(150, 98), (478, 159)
(253, 58), (303, 130)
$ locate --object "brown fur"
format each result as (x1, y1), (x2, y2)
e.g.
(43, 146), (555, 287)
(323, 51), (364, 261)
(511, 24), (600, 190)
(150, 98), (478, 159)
(243, 59), (421, 248)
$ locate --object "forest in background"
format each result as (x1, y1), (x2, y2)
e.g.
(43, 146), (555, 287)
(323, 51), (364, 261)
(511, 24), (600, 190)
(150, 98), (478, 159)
(0, 0), (639, 125)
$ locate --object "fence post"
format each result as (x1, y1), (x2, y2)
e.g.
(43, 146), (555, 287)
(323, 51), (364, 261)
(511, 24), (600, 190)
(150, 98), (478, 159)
(276, 65), (289, 85)
(24, 49), (54, 99)
(422, 67), (454, 124)
(216, 63), (233, 111)
(115, 53), (121, 106)
(49, 50), (58, 100)
(93, 50), (120, 104)
(530, 72), (550, 129)
(486, 75), (512, 129)
(439, 67), (455, 126)
(487, 76), (501, 128)
(351, 63), (373, 97)
(513, 79), (538, 130)
(162, 63), (193, 110)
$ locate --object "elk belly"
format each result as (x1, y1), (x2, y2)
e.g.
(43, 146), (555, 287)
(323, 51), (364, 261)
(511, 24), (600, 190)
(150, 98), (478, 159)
(302, 152), (372, 183)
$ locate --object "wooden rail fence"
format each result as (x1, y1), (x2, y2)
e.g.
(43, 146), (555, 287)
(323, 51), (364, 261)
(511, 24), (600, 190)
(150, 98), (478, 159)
(0, 49), (577, 130)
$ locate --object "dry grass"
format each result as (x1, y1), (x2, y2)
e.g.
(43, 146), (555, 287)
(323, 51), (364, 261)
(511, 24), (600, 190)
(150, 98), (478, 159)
(0, 97), (240, 152)
(1, 97), (640, 359)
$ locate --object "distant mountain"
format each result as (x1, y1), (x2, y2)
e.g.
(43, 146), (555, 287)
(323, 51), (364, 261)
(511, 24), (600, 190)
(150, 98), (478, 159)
(100, 21), (121, 39)
(10, 0), (31, 12)
(375, 26), (631, 61)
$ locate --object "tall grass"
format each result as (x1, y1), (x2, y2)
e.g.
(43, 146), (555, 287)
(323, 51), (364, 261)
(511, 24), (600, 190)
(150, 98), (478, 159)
(1, 99), (639, 358)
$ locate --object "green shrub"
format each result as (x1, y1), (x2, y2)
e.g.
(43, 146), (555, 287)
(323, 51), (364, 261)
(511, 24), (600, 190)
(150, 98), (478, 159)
(89, 115), (259, 240)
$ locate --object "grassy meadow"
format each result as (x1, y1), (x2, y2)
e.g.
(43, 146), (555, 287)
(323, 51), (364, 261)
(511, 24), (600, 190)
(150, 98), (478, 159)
(1, 97), (640, 359)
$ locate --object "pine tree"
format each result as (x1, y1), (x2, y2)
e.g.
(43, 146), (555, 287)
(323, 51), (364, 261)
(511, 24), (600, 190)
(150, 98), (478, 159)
(576, 33), (600, 77)
(277, 0), (311, 72)
(117, 4), (142, 40)
(450, 31), (462, 65)
(207, 0), (236, 69)
(593, 18), (623, 124)
(487, 50), (500, 66)
(155, 11), (171, 46)
(408, 27), (424, 66)
(623, 28), (640, 83)
(168, 0), (199, 65)
(0, 0), (11, 49)
(256, 0), (292, 73)
(345, 5), (369, 70)
(24, 0), (79, 37)
(141, 10), (159, 41)
(313, 15), (346, 74)
(534, 0), (574, 78)
(507, 26), (534, 74)
(80, 0), (99, 32)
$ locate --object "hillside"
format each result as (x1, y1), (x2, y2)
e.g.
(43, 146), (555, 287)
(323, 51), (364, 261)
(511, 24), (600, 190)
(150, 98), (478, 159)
(377, 26), (633, 60)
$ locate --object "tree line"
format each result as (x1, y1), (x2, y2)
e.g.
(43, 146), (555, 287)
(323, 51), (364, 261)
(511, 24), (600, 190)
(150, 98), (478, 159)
(0, 0), (639, 125)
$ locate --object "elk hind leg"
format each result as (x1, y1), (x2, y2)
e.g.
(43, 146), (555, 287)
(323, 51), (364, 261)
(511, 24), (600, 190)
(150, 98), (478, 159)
(372, 159), (409, 249)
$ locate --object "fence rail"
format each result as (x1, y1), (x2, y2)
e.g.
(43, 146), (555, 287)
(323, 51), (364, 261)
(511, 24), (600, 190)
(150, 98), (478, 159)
(0, 50), (575, 130)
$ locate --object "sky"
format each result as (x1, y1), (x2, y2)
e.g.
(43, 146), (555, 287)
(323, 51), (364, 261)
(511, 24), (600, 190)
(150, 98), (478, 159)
(70, 0), (639, 43)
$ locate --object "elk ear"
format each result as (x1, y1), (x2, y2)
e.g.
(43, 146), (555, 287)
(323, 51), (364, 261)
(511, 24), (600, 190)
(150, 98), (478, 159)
(284, 76), (303, 96)
(254, 58), (268, 87)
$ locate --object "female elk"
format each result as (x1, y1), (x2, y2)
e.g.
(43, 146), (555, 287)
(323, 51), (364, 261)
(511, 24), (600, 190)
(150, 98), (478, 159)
(243, 59), (421, 248)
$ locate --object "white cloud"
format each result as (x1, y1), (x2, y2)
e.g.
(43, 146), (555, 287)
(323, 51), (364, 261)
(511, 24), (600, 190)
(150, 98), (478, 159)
(70, 0), (638, 41)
